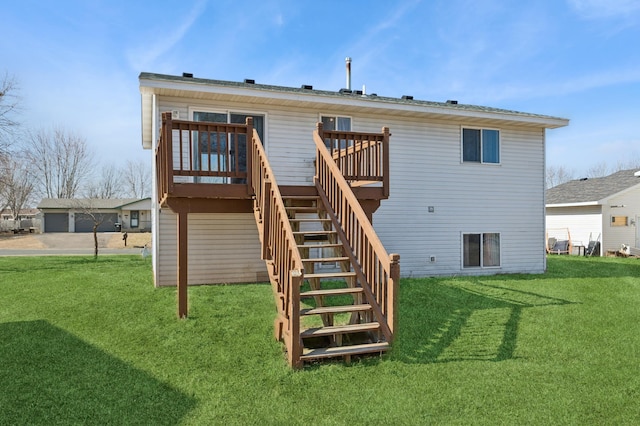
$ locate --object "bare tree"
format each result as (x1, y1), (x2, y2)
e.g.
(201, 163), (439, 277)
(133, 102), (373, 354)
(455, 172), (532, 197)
(546, 165), (575, 189)
(0, 155), (35, 228)
(27, 127), (94, 198)
(72, 199), (109, 258)
(85, 164), (122, 198)
(585, 161), (611, 178)
(0, 72), (20, 154)
(614, 152), (640, 172)
(121, 159), (151, 198)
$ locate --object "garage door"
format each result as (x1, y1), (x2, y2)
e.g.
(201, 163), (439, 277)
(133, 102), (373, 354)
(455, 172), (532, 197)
(74, 213), (118, 233)
(44, 213), (69, 233)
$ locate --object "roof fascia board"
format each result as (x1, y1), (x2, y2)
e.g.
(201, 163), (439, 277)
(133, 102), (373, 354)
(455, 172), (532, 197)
(546, 201), (600, 208)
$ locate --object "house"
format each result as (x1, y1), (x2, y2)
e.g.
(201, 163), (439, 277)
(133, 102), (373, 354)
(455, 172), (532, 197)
(139, 71), (568, 366)
(546, 169), (640, 255)
(0, 208), (40, 232)
(37, 198), (151, 233)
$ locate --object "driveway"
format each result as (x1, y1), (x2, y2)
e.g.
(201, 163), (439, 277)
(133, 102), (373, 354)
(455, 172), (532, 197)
(0, 232), (150, 256)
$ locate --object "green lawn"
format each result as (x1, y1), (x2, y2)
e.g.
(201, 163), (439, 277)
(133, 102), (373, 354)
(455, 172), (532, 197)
(1, 255), (638, 425)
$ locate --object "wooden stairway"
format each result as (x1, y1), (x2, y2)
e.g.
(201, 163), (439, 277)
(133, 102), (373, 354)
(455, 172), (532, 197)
(283, 193), (389, 364)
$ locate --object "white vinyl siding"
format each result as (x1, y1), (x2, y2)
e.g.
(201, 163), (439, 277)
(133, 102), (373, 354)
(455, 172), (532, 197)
(602, 186), (640, 252)
(546, 205), (602, 254)
(155, 211), (266, 286)
(153, 97), (548, 280)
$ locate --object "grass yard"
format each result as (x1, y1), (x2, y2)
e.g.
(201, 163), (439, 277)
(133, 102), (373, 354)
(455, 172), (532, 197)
(1, 255), (639, 424)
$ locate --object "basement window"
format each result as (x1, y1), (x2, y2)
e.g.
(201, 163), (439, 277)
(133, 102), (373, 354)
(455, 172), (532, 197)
(463, 232), (501, 268)
(462, 128), (500, 164)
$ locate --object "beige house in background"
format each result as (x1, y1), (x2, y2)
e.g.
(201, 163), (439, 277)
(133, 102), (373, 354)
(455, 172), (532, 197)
(546, 169), (640, 255)
(38, 198), (151, 233)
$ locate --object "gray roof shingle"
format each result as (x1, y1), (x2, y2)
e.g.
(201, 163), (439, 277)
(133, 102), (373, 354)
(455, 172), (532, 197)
(546, 169), (640, 205)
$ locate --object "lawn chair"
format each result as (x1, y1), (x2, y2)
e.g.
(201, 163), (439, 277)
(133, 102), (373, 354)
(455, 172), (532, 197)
(585, 233), (601, 257)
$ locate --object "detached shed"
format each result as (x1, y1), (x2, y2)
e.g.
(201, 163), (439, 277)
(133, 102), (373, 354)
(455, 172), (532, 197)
(546, 169), (640, 255)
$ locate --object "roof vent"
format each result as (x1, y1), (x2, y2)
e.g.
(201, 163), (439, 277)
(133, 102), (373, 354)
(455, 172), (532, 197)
(182, 72), (193, 78)
(244, 79), (255, 84)
(339, 88), (353, 94)
(580, 177), (588, 181)
(401, 95), (413, 100)
(301, 84), (313, 90)
(447, 100), (458, 104)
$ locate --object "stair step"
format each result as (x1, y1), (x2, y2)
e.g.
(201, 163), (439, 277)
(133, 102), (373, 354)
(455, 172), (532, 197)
(300, 304), (371, 316)
(298, 243), (342, 249)
(301, 287), (364, 297)
(293, 230), (336, 236)
(283, 195), (319, 200)
(302, 257), (349, 263)
(301, 322), (380, 338)
(305, 271), (356, 279)
(300, 342), (389, 361)
(285, 206), (319, 213)
(289, 218), (332, 223)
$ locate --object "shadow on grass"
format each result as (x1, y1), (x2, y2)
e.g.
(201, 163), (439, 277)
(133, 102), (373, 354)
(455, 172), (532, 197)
(0, 320), (196, 425)
(394, 278), (575, 364)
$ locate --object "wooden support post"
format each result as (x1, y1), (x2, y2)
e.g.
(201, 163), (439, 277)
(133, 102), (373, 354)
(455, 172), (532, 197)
(261, 180), (272, 261)
(245, 117), (254, 196)
(177, 210), (188, 318)
(382, 126), (390, 198)
(289, 269), (303, 369)
(388, 253), (400, 342)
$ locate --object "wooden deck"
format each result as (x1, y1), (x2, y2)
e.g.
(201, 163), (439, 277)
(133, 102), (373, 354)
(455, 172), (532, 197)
(155, 112), (398, 367)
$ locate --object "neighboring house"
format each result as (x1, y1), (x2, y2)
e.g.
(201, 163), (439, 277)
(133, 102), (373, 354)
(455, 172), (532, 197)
(0, 208), (40, 232)
(37, 198), (151, 233)
(140, 71), (568, 366)
(546, 169), (640, 255)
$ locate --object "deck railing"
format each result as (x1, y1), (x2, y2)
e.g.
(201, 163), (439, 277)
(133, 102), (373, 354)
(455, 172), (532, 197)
(314, 128), (399, 342)
(156, 112), (252, 202)
(249, 119), (304, 368)
(318, 123), (390, 197)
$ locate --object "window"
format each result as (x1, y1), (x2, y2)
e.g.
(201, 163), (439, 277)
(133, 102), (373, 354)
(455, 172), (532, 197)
(462, 128), (500, 164)
(463, 233), (500, 268)
(321, 115), (351, 149)
(192, 110), (265, 183)
(611, 216), (628, 227)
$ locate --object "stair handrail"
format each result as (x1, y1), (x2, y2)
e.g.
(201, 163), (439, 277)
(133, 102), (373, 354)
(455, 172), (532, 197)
(313, 127), (400, 342)
(248, 117), (304, 368)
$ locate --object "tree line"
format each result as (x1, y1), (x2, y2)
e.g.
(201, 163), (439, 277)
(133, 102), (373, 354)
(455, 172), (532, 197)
(546, 155), (640, 189)
(0, 72), (151, 221)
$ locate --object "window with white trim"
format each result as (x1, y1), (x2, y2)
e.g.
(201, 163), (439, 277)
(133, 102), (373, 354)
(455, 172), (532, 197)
(321, 115), (351, 149)
(462, 128), (500, 164)
(191, 110), (265, 183)
(463, 232), (501, 268)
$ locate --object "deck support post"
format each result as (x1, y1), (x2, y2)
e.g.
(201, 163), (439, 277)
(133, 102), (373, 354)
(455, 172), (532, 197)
(177, 210), (188, 318)
(388, 253), (400, 341)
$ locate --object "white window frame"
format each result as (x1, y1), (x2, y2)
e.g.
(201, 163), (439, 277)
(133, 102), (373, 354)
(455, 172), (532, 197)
(461, 126), (501, 165)
(319, 114), (352, 131)
(461, 231), (502, 269)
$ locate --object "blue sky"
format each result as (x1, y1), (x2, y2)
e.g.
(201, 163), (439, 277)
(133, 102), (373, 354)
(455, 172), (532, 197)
(3, 0), (640, 176)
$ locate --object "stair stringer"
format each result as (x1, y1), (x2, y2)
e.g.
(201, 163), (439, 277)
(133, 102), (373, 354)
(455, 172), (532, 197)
(313, 185), (393, 343)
